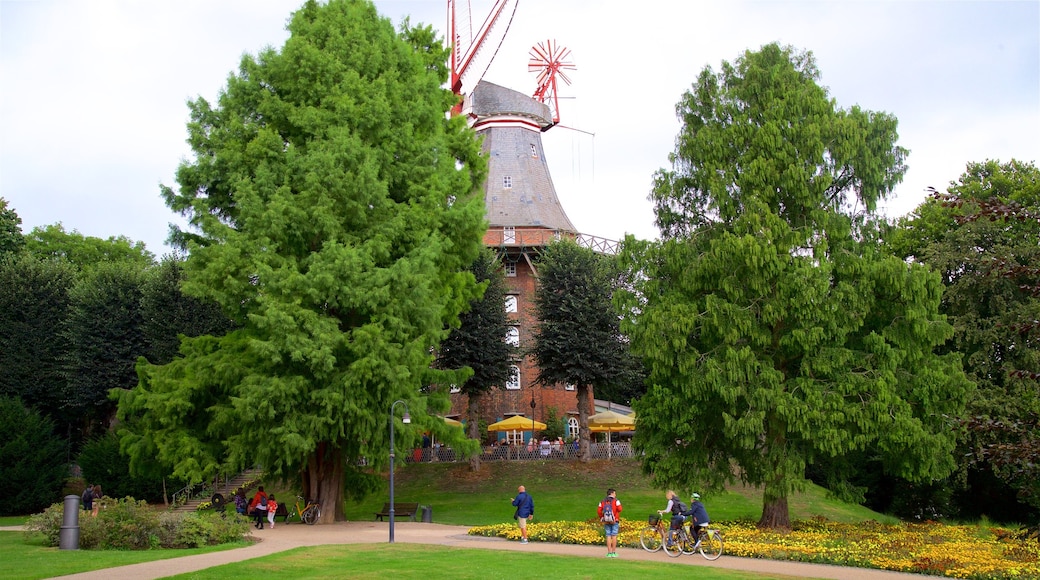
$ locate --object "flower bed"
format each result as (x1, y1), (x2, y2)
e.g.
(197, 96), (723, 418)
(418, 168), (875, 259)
(467, 516), (1040, 579)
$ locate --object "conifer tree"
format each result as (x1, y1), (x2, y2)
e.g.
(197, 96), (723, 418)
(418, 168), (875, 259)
(116, 0), (486, 521)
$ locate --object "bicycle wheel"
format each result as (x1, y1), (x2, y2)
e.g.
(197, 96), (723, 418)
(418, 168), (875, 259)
(680, 532), (697, 555)
(639, 526), (663, 552)
(663, 529), (683, 558)
(700, 530), (723, 560)
(302, 505), (320, 525)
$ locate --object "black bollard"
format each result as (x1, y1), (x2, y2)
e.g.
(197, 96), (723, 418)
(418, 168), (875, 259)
(59, 495), (80, 550)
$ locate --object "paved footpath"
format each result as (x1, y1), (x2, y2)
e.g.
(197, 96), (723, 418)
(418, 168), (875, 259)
(1, 522), (930, 580)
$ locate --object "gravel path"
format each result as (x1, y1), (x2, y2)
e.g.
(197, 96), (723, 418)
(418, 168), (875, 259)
(1, 522), (931, 579)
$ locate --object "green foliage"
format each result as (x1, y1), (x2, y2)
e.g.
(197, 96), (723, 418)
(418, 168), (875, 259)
(531, 240), (642, 460)
(541, 407), (566, 442)
(0, 198), (24, 255)
(64, 261), (148, 434)
(24, 498), (249, 549)
(623, 43), (969, 528)
(0, 253), (76, 418)
(0, 396), (67, 515)
(437, 248), (514, 459)
(24, 223), (154, 270)
(892, 159), (1040, 510)
(119, 0), (487, 520)
(77, 432), (174, 503)
(139, 257), (234, 366)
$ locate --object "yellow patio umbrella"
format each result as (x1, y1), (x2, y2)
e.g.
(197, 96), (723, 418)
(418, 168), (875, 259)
(588, 409), (635, 431)
(588, 410), (636, 458)
(486, 415), (547, 432)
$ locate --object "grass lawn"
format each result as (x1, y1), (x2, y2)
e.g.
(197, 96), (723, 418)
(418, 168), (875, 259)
(0, 531), (248, 580)
(162, 544), (789, 580)
(0, 516), (28, 527)
(341, 459), (897, 527)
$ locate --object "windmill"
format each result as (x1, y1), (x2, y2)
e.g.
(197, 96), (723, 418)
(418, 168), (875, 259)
(528, 39), (575, 127)
(448, 0), (518, 99)
(444, 1), (615, 461)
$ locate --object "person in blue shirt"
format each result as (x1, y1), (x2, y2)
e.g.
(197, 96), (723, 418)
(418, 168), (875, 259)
(511, 485), (535, 544)
(683, 493), (710, 548)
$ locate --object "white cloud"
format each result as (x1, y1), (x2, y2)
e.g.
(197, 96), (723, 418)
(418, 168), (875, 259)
(2, 0), (1037, 253)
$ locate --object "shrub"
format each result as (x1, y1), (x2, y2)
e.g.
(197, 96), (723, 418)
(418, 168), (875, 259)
(77, 431), (174, 503)
(0, 396), (68, 515)
(23, 497), (249, 549)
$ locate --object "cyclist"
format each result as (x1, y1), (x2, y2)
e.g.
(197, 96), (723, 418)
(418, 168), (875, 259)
(657, 490), (687, 545)
(682, 493), (710, 548)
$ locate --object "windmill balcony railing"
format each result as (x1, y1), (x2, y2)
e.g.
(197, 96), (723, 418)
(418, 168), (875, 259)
(403, 442), (633, 463)
(485, 228), (619, 255)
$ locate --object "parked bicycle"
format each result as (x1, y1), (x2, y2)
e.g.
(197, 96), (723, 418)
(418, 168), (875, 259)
(639, 513), (667, 552)
(287, 495), (321, 525)
(664, 520), (723, 560)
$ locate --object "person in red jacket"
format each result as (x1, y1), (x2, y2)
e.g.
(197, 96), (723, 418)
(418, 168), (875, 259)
(597, 488), (623, 558)
(248, 486), (269, 529)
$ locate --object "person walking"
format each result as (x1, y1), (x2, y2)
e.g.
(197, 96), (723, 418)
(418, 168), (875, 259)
(511, 485), (535, 544)
(266, 495), (278, 529)
(81, 484), (93, 512)
(598, 488), (623, 557)
(249, 486), (269, 529)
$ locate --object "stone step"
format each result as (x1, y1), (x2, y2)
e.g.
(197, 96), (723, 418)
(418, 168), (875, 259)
(174, 469), (264, 512)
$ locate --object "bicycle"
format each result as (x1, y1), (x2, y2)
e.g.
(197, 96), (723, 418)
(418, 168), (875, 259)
(639, 513), (667, 552)
(287, 495), (321, 525)
(664, 520), (723, 560)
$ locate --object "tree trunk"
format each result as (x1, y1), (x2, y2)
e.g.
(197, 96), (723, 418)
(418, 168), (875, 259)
(758, 482), (791, 530)
(577, 384), (591, 462)
(305, 441), (344, 523)
(468, 393), (482, 472)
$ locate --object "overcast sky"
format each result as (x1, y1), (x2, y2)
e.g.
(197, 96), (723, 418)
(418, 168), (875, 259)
(2, 0), (1038, 256)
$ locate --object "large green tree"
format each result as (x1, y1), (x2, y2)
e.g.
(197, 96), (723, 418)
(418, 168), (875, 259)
(0, 396), (67, 515)
(140, 257), (235, 366)
(117, 0), (486, 522)
(436, 248), (514, 471)
(893, 159), (1040, 510)
(531, 240), (639, 462)
(0, 253), (76, 420)
(64, 261), (148, 437)
(621, 43), (970, 529)
(25, 224), (154, 269)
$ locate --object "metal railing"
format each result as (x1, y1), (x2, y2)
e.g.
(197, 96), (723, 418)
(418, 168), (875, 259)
(485, 228), (620, 255)
(404, 442), (633, 463)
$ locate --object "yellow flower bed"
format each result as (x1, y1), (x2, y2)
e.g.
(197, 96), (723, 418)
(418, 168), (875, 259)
(467, 517), (1040, 579)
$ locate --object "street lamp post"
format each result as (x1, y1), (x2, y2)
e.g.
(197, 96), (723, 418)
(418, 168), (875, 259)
(530, 396), (536, 446)
(389, 399), (410, 543)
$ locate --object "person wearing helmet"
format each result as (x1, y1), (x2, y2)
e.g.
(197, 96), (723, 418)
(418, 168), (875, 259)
(682, 493), (710, 548)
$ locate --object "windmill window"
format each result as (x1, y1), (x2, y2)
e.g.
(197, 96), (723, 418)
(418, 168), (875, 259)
(506, 365), (521, 390)
(504, 295), (518, 313)
(503, 176), (512, 189)
(530, 144), (537, 158)
(504, 262), (516, 277)
(505, 327), (519, 347)
(565, 383), (576, 391)
(567, 417), (579, 439)
(449, 384), (460, 394)
(503, 226), (516, 244)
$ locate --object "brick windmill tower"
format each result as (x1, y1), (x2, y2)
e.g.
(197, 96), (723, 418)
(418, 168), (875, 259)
(446, 1), (616, 442)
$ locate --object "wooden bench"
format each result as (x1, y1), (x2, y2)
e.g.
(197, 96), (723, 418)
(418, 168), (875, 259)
(272, 501), (290, 522)
(375, 502), (419, 521)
